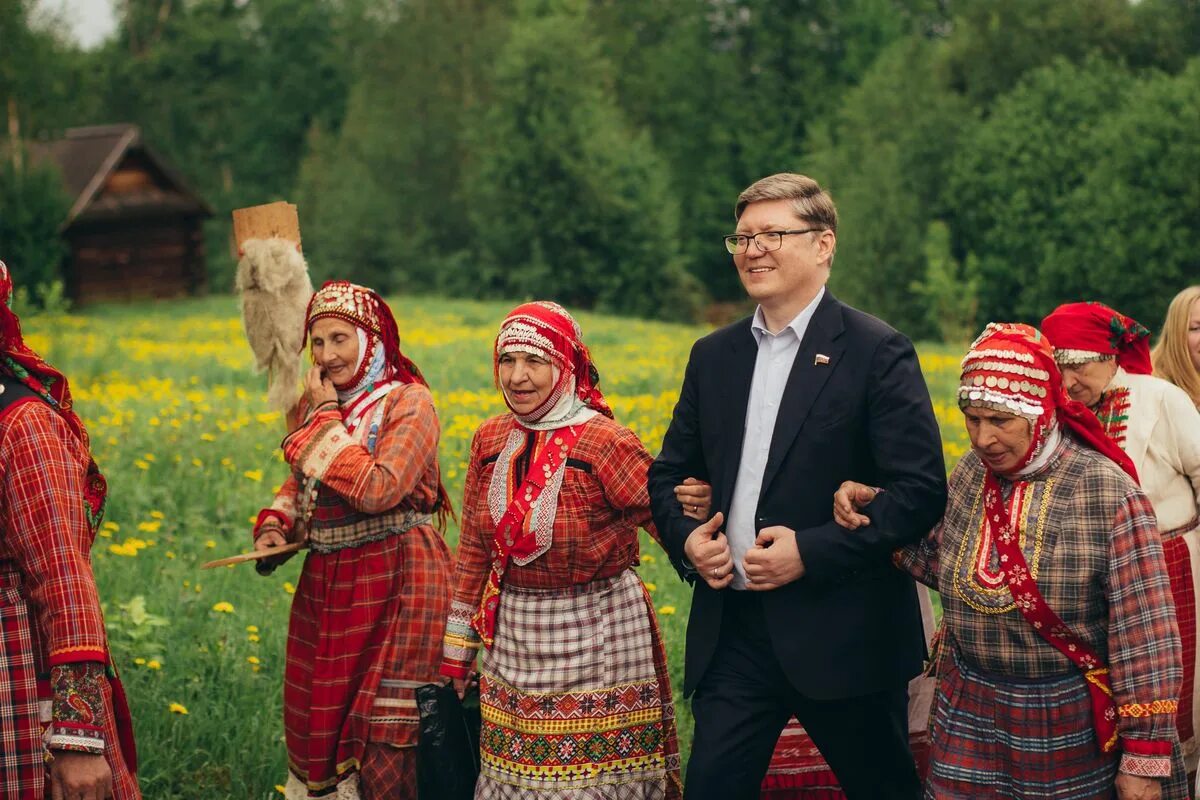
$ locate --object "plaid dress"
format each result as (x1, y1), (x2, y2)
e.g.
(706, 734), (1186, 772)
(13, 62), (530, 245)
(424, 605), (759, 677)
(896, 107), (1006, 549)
(268, 384), (453, 800)
(0, 396), (139, 799)
(443, 414), (681, 799)
(896, 436), (1187, 798)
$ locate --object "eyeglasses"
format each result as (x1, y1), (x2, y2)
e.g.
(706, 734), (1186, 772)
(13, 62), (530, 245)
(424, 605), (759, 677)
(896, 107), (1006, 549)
(723, 228), (823, 255)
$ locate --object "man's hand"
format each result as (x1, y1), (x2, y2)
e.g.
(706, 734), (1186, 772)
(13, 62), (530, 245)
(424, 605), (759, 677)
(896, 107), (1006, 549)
(675, 477), (712, 521)
(50, 751), (112, 800)
(1115, 773), (1161, 800)
(743, 526), (805, 590)
(833, 481), (879, 530)
(683, 512), (733, 590)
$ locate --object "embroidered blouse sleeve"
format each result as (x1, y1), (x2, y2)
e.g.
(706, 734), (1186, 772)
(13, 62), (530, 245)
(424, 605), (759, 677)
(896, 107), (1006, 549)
(1106, 487), (1183, 778)
(254, 473), (300, 540)
(281, 384), (439, 514)
(442, 427), (490, 679)
(0, 404), (110, 751)
(593, 423), (661, 546)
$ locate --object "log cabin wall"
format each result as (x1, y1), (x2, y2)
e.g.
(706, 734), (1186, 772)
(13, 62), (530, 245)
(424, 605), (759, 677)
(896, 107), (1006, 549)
(65, 218), (207, 304)
(30, 125), (212, 306)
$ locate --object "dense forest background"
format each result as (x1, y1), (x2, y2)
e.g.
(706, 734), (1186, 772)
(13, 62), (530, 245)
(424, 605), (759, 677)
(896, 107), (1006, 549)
(2, 0), (1198, 336)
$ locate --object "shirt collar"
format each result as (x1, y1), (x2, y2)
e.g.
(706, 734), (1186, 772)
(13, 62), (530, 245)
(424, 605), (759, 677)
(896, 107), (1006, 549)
(751, 287), (825, 345)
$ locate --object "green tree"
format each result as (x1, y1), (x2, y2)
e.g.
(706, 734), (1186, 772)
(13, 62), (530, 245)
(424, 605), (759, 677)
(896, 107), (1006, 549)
(946, 56), (1134, 323)
(297, 0), (512, 293)
(0, 153), (70, 299)
(939, 0), (1141, 106)
(466, 0), (701, 319)
(1055, 59), (1200, 327)
(805, 36), (971, 336)
(99, 0), (355, 290)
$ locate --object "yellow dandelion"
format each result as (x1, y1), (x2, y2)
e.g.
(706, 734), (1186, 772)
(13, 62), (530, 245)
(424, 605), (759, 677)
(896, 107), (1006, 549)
(143, 453), (156, 462)
(246, 625), (259, 633)
(165, 551), (176, 559)
(146, 660), (162, 670)
(205, 540), (216, 549)
(244, 469), (263, 482)
(283, 581), (296, 595)
(276, 786), (287, 795)
(134, 460), (149, 470)
(641, 554), (656, 564)
(149, 510), (164, 519)
(192, 458), (203, 467)
(200, 433), (216, 442)
(247, 656), (261, 665)
(168, 702), (189, 715)
(137, 521), (161, 533)
(248, 634), (261, 643)
(103, 521), (120, 532)
(134, 657), (146, 665)
(657, 605), (676, 615)
(644, 582), (657, 592)
(212, 601), (234, 613)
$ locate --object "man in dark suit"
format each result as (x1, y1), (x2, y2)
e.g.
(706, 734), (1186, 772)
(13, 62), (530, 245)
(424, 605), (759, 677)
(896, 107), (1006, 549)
(649, 174), (947, 800)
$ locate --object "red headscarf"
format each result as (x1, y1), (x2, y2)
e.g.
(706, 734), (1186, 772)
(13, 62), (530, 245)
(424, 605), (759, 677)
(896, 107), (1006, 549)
(493, 301), (613, 422)
(958, 322), (1138, 482)
(1041, 302), (1153, 375)
(0, 261), (107, 527)
(303, 280), (429, 389)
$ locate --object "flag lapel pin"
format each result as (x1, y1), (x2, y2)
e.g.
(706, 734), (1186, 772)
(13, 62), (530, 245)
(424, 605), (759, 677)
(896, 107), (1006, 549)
(814, 354), (831, 366)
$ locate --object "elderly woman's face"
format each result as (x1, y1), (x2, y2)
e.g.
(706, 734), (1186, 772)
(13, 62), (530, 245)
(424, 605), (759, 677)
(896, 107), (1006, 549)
(499, 351), (555, 414)
(310, 317), (360, 387)
(963, 406), (1034, 474)
(1059, 358), (1117, 409)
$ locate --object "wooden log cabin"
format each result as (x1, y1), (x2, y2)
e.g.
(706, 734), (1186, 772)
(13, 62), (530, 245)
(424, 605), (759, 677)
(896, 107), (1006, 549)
(31, 124), (212, 304)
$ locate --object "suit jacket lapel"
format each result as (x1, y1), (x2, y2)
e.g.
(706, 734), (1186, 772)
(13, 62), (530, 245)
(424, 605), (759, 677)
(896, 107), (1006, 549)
(719, 320), (757, 509)
(759, 292), (846, 500)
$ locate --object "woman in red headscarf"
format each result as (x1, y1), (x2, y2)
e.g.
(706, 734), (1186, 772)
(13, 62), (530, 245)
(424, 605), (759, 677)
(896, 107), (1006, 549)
(441, 301), (702, 799)
(251, 280), (455, 800)
(1043, 302), (1200, 782)
(0, 261), (140, 799)
(834, 323), (1187, 799)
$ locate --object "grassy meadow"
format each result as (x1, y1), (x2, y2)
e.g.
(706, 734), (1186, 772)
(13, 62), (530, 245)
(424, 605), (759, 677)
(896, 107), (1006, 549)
(22, 296), (970, 798)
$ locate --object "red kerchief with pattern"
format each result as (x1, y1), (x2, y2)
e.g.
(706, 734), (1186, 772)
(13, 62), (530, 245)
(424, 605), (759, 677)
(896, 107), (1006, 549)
(1041, 301), (1153, 375)
(494, 301), (613, 420)
(959, 322), (1137, 482)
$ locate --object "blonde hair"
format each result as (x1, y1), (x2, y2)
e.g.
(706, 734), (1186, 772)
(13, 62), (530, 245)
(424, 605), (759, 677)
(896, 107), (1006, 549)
(1151, 285), (1200, 407)
(735, 173), (838, 232)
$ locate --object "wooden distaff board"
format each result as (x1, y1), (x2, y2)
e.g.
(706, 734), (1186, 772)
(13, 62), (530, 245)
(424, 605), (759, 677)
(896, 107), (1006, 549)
(232, 201), (302, 252)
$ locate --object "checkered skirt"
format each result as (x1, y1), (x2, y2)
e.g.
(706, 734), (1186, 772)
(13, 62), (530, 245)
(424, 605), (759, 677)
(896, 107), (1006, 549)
(283, 524), (452, 799)
(928, 647), (1188, 799)
(476, 568), (680, 799)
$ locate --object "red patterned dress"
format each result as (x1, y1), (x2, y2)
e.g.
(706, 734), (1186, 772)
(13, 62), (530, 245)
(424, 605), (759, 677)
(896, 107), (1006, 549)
(442, 413), (681, 799)
(898, 436), (1187, 798)
(0, 381), (139, 799)
(258, 383), (453, 800)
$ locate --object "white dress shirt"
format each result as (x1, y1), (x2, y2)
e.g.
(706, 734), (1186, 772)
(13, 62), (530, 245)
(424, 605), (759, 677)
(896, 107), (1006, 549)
(726, 288), (825, 589)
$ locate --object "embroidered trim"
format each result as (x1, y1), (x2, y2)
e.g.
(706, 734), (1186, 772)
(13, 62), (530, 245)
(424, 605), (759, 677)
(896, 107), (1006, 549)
(1095, 386), (1132, 450)
(1119, 753), (1172, 778)
(1119, 699), (1179, 718)
(953, 477), (1053, 614)
(47, 731), (105, 754)
(442, 600), (482, 678)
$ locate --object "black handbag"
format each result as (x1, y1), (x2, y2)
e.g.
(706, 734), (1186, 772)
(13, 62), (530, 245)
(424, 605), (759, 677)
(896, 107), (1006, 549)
(415, 681), (481, 800)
